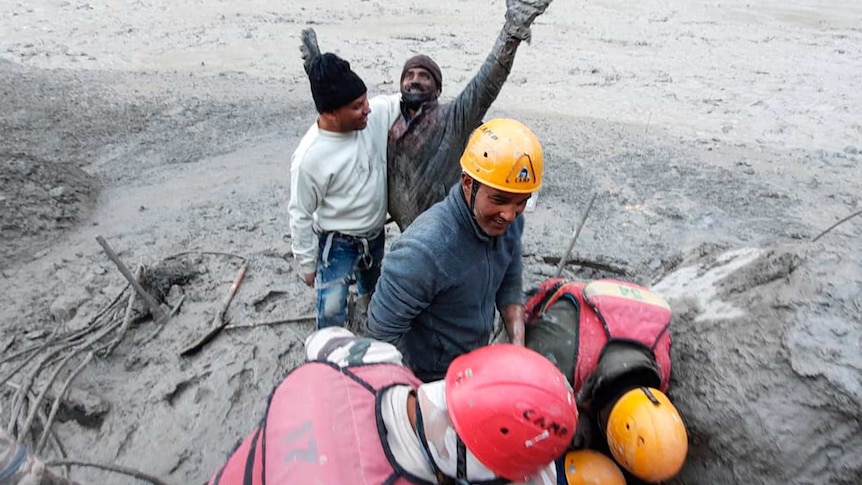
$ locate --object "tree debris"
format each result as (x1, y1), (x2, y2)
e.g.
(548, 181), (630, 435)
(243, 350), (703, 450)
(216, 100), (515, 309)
(96, 236), (167, 323)
(225, 314), (315, 330)
(811, 208), (862, 242)
(45, 459), (173, 485)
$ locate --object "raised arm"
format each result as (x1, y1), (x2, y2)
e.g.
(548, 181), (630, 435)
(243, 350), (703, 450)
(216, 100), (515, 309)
(449, 0), (553, 132)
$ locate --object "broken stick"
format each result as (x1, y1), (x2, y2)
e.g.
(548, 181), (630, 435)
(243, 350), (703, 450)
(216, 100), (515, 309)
(45, 460), (171, 485)
(225, 314), (315, 330)
(95, 236), (167, 323)
(34, 352), (94, 456)
(811, 208), (862, 242)
(180, 263), (248, 357)
(139, 295), (186, 346)
(106, 267), (142, 356)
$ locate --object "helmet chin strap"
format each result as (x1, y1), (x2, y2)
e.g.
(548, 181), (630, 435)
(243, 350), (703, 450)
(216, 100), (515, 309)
(456, 438), (469, 483)
(468, 179), (499, 245)
(469, 179), (481, 212)
(413, 395), (507, 485)
(414, 395), (458, 484)
(414, 395), (440, 471)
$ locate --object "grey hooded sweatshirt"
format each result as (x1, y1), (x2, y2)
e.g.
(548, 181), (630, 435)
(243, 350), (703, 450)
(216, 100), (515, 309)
(367, 184), (524, 382)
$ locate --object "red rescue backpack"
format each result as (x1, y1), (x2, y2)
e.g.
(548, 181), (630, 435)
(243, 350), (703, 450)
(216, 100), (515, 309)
(208, 361), (426, 485)
(525, 278), (672, 395)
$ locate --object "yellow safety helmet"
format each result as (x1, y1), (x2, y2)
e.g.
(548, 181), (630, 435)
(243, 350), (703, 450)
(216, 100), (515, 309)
(564, 450), (626, 485)
(459, 118), (543, 194)
(605, 387), (688, 483)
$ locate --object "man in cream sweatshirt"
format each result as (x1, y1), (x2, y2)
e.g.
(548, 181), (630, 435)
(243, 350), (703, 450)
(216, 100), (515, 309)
(288, 52), (400, 329)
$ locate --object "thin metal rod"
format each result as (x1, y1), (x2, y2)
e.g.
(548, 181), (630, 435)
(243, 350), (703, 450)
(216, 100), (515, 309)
(554, 192), (597, 278)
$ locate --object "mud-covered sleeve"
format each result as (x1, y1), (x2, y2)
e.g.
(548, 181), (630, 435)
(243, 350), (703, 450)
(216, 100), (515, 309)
(447, 25), (526, 138)
(496, 216), (525, 307)
(367, 237), (445, 347)
(287, 153), (324, 275)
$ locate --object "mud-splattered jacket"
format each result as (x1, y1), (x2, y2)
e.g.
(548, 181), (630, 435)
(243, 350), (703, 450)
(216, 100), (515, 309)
(387, 29), (532, 230)
(367, 184), (524, 382)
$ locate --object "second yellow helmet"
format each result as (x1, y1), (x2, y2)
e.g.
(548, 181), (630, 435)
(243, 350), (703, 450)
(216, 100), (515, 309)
(605, 387), (688, 483)
(564, 450), (626, 485)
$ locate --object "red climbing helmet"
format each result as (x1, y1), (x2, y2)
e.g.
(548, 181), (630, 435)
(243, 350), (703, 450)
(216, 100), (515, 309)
(445, 344), (578, 481)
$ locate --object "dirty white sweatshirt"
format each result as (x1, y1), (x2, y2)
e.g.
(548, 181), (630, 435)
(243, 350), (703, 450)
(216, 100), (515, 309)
(288, 94), (401, 275)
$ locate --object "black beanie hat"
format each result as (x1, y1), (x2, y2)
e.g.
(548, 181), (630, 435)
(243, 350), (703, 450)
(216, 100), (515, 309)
(308, 53), (368, 114)
(401, 55), (443, 91)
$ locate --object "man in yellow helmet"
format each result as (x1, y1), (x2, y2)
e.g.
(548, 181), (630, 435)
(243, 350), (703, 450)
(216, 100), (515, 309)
(523, 278), (689, 484)
(367, 118), (542, 382)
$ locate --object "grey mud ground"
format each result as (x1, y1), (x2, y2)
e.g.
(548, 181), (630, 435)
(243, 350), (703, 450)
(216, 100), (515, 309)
(1, 1), (861, 484)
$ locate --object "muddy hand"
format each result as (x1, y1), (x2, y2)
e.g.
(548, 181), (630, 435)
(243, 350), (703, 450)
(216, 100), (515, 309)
(302, 271), (316, 287)
(300, 28), (321, 75)
(504, 0), (553, 43)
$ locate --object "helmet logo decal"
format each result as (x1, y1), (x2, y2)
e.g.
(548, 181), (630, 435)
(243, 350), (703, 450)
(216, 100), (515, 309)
(506, 154), (537, 186)
(522, 409), (570, 438)
(479, 125), (499, 140)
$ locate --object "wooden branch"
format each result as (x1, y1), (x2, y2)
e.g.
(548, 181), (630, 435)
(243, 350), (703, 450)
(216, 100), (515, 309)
(41, 409), (70, 476)
(12, 317), (122, 437)
(163, 250), (247, 262)
(45, 460), (172, 485)
(3, 382), (69, 472)
(96, 236), (167, 323)
(17, 394), (32, 448)
(0, 288), (126, 367)
(812, 208), (862, 242)
(17, 349), (78, 439)
(138, 295), (186, 347)
(541, 256), (630, 276)
(37, 352), (94, 454)
(225, 314), (315, 330)
(106, 273), (140, 356)
(0, 343), (47, 390)
(7, 345), (69, 435)
(179, 263), (248, 357)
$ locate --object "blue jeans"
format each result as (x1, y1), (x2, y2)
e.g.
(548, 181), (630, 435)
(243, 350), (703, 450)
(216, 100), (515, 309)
(315, 231), (384, 329)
